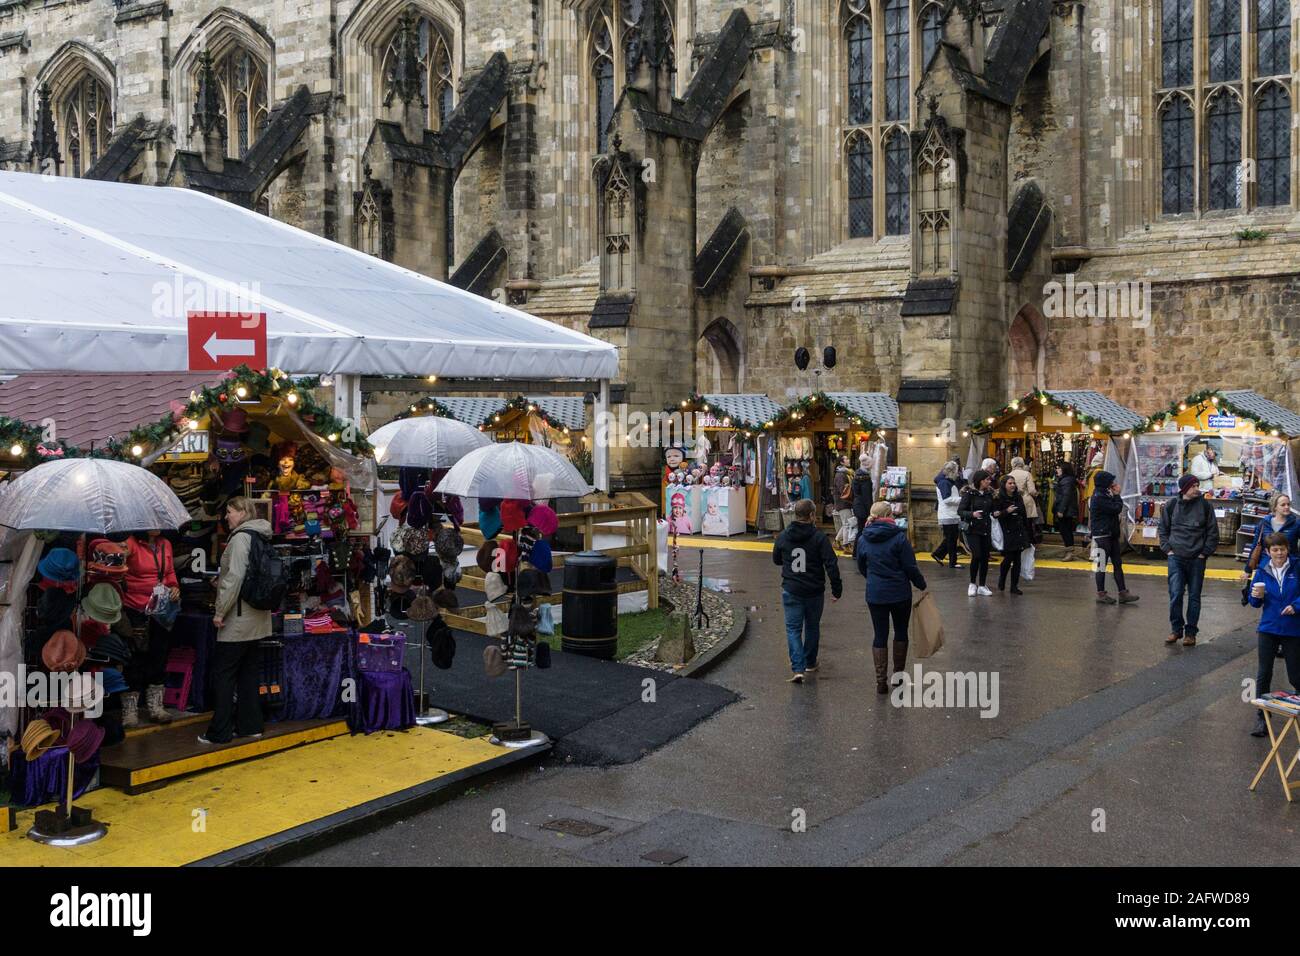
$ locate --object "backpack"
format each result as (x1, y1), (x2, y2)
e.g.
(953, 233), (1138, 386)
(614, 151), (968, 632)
(234, 528), (288, 613)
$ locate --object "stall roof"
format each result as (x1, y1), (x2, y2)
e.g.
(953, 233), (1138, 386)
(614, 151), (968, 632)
(1042, 390), (1145, 433)
(0, 372), (224, 448)
(700, 394), (786, 427)
(1219, 390), (1300, 437)
(428, 395), (589, 431)
(0, 171), (618, 380)
(822, 392), (899, 429)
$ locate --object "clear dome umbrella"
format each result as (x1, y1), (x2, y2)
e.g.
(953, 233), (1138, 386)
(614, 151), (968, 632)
(0, 457), (191, 533)
(433, 441), (590, 500)
(367, 416), (490, 468)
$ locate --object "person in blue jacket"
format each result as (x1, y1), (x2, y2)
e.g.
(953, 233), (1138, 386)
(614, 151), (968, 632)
(855, 501), (927, 695)
(1245, 492), (1300, 575)
(1247, 531), (1300, 736)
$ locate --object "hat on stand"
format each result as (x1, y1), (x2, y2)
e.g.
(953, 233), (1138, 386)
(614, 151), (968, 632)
(64, 671), (104, 713)
(484, 571), (509, 602)
(407, 593), (437, 622)
(483, 644), (507, 677)
(528, 505), (559, 536)
(21, 720), (60, 761)
(85, 631), (132, 665)
(37, 548), (79, 584)
(66, 719), (106, 764)
(81, 583), (123, 625)
(500, 500), (529, 533)
(42, 707), (72, 738)
(41, 630), (86, 672)
(220, 407), (249, 435)
(478, 505), (502, 540)
(86, 539), (128, 578)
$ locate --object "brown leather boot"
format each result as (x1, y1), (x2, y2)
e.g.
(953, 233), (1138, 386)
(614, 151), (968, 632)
(1118, 590), (1140, 604)
(892, 640), (908, 683)
(872, 647), (888, 694)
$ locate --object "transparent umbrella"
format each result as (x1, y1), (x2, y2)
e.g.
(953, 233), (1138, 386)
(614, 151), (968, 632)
(367, 416), (490, 468)
(0, 458), (191, 533)
(434, 441), (590, 500)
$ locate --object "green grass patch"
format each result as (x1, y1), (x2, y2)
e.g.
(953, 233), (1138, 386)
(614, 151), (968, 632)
(439, 716), (492, 739)
(539, 606), (671, 660)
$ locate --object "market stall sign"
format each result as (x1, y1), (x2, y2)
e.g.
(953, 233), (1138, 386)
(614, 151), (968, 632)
(187, 312), (268, 372)
(1207, 414), (1238, 430)
(157, 429), (209, 462)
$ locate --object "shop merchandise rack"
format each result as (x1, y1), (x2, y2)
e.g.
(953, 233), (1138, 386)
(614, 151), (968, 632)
(878, 466), (912, 544)
(1236, 492), (1273, 562)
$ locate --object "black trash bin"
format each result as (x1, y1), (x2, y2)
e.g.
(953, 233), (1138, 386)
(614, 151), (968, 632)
(561, 550), (618, 660)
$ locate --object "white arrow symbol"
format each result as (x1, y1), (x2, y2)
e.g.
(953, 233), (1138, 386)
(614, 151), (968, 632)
(203, 333), (258, 362)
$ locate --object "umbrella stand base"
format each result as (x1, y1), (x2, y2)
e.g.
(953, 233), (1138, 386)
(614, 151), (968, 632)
(28, 806), (108, 846)
(489, 721), (547, 749)
(415, 708), (450, 726)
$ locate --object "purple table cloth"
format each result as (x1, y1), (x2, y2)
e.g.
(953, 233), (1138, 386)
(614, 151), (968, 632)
(277, 629), (354, 722)
(10, 746), (100, 808)
(349, 667), (416, 734)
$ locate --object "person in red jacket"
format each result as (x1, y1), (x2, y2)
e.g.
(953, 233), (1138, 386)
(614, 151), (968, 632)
(121, 530), (180, 727)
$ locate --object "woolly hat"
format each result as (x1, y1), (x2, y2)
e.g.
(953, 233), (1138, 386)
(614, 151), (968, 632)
(528, 504), (559, 536)
(484, 571), (509, 602)
(483, 643), (508, 677)
(478, 505), (502, 541)
(1178, 473), (1200, 494)
(433, 526), (463, 562)
(388, 554), (416, 589)
(475, 539), (500, 574)
(86, 631), (131, 666)
(64, 671), (103, 713)
(432, 587), (459, 610)
(42, 630), (86, 672)
(516, 567), (552, 601)
(98, 667), (129, 695)
(406, 490), (433, 530)
(483, 603), (509, 637)
(37, 548), (79, 583)
(407, 593), (437, 622)
(500, 499), (529, 533)
(528, 539), (554, 575)
(390, 525), (426, 557)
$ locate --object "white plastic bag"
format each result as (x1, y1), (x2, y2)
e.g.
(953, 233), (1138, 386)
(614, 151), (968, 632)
(1021, 544), (1036, 581)
(991, 519), (1004, 551)
(837, 514), (858, 548)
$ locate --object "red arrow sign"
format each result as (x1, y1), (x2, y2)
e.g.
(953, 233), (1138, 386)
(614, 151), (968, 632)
(187, 312), (267, 372)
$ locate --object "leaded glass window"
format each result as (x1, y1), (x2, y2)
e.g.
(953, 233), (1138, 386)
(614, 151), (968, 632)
(846, 13), (871, 127)
(847, 131), (873, 238)
(1256, 84), (1291, 207)
(921, 4), (942, 69)
(1206, 92), (1242, 210)
(885, 129), (910, 235)
(1161, 0), (1194, 89)
(379, 14), (455, 132)
(1257, 0), (1290, 77)
(61, 76), (112, 178)
(602, 160), (634, 290)
(1160, 96), (1194, 213)
(212, 49), (268, 159)
(1207, 0), (1241, 84)
(884, 0), (909, 122)
(592, 18), (615, 154)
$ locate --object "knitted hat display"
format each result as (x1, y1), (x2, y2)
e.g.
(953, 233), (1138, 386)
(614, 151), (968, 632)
(64, 671), (103, 713)
(500, 499), (529, 533)
(388, 555), (416, 589)
(81, 583), (123, 625)
(86, 631), (131, 665)
(389, 491), (408, 521)
(41, 630), (86, 672)
(483, 571), (509, 602)
(427, 617), (456, 670)
(477, 505), (502, 541)
(516, 566), (552, 600)
(440, 561), (462, 589)
(475, 539), (498, 574)
(37, 548), (79, 583)
(528, 504), (559, 536)
(483, 603), (509, 637)
(99, 667), (129, 695)
(390, 525), (426, 557)
(517, 526), (540, 558)
(433, 526), (463, 562)
(508, 601), (537, 637)
(431, 587), (459, 610)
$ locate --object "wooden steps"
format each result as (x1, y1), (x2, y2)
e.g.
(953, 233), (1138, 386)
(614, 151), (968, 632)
(99, 717), (348, 794)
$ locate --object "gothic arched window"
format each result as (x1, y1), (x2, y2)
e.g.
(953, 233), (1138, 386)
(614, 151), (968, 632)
(1160, 95), (1195, 214)
(916, 129), (952, 273)
(591, 15), (615, 154)
(1256, 83), (1291, 207)
(1157, 0), (1291, 214)
(1205, 90), (1242, 210)
(920, 3), (943, 70)
(846, 130), (873, 238)
(61, 75), (113, 177)
(212, 48), (268, 158)
(588, 0), (678, 159)
(884, 128), (910, 235)
(379, 12), (455, 131)
(600, 157), (635, 290)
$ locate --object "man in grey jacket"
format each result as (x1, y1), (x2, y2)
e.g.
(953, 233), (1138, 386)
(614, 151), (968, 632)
(1158, 474), (1219, 647)
(201, 497), (274, 744)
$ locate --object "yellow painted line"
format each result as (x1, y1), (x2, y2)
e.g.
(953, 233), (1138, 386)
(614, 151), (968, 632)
(123, 712), (209, 739)
(2, 727), (505, 867)
(676, 535), (1246, 581)
(130, 720), (349, 786)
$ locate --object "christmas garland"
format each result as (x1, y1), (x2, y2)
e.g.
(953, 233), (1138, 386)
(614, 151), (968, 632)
(1, 366), (371, 468)
(669, 394), (769, 434)
(765, 391), (888, 434)
(393, 396), (458, 422)
(968, 390), (1131, 438)
(1133, 389), (1293, 437)
(396, 395), (583, 436)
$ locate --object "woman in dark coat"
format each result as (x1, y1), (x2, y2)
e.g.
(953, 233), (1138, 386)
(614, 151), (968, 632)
(959, 470), (996, 596)
(855, 501), (927, 694)
(1052, 461), (1080, 561)
(1089, 469), (1138, 605)
(850, 454), (874, 535)
(992, 475), (1030, 594)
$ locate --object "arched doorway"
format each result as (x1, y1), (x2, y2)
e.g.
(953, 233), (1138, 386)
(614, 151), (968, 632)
(1008, 304), (1045, 398)
(697, 317), (742, 393)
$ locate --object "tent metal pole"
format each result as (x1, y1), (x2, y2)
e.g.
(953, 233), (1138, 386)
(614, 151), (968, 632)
(594, 379), (610, 492)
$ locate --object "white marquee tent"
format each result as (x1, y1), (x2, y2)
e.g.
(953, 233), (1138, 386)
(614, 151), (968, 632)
(0, 171), (617, 382)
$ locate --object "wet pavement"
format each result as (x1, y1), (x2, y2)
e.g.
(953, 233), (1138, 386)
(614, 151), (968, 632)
(288, 548), (1293, 866)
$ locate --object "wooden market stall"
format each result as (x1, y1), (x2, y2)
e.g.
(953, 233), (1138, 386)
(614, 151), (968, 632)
(1129, 390), (1300, 559)
(663, 394), (785, 536)
(968, 389), (1145, 544)
(765, 392), (899, 534)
